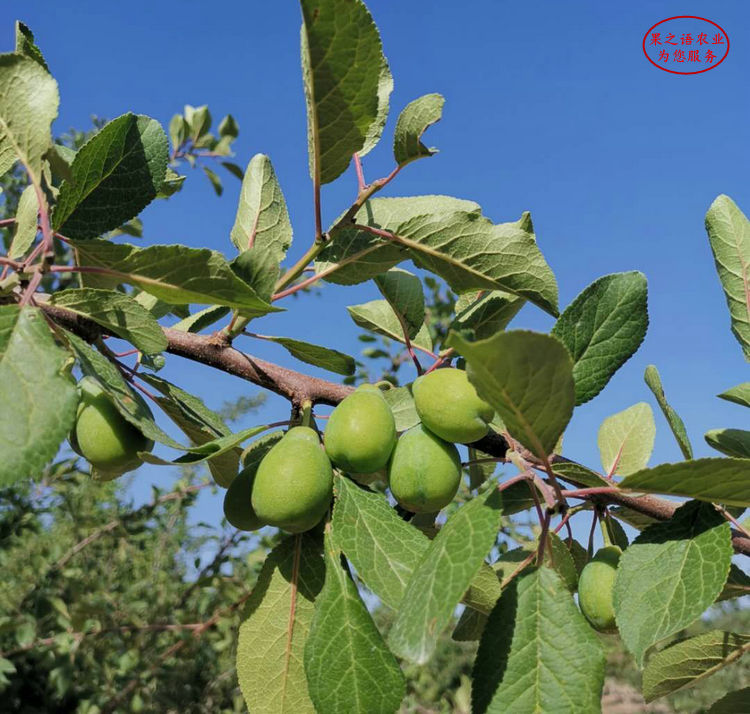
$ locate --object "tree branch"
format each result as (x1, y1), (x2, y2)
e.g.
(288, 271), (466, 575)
(473, 430), (750, 557)
(38, 301), (353, 407)
(37, 301), (750, 557)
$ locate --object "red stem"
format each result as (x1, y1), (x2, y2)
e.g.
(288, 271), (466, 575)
(353, 153), (366, 192)
(561, 487), (621, 498)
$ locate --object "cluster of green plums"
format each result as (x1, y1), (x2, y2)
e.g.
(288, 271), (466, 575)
(223, 368), (496, 534)
(68, 378), (154, 480)
(68, 374), (623, 634)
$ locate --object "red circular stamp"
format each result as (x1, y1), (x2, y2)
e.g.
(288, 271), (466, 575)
(642, 17), (729, 74)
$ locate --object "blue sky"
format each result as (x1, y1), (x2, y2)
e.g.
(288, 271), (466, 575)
(3, 2), (748, 541)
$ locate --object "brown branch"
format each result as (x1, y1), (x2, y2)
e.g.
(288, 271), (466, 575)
(38, 302), (353, 407)
(35, 302), (750, 557)
(473, 430), (750, 557)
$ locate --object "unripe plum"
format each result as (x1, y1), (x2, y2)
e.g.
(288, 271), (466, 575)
(251, 426), (333, 533)
(325, 384), (396, 475)
(71, 378), (152, 477)
(388, 424), (461, 512)
(577, 546), (621, 634)
(412, 369), (494, 444)
(223, 464), (266, 532)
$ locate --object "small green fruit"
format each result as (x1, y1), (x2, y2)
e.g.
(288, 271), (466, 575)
(251, 426), (333, 533)
(223, 465), (265, 532)
(72, 378), (152, 476)
(412, 369), (494, 443)
(325, 384), (396, 474)
(578, 546), (621, 634)
(388, 424), (461, 512)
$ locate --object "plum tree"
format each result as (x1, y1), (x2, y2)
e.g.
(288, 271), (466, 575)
(1, 5), (746, 712)
(412, 369), (494, 444)
(388, 424), (461, 512)
(251, 426), (333, 533)
(577, 546), (622, 634)
(324, 383), (396, 474)
(70, 378), (153, 478)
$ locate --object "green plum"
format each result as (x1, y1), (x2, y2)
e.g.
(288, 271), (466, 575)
(251, 426), (333, 533)
(223, 464), (266, 531)
(71, 378), (152, 477)
(324, 384), (396, 474)
(412, 369), (494, 444)
(388, 424), (461, 512)
(577, 546), (621, 634)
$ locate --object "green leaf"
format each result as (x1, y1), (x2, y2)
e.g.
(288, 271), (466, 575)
(472, 567), (605, 714)
(332, 475), (428, 610)
(551, 460), (610, 488)
(0, 306), (77, 486)
(348, 299), (433, 353)
(171, 305), (230, 333)
(138, 374), (239, 487)
(619, 458), (750, 508)
(359, 58), (393, 157)
(451, 290), (524, 341)
(300, 0), (390, 184)
(230, 155), (292, 301)
(375, 268), (425, 340)
(613, 500), (733, 666)
(53, 114), (168, 239)
(49, 288), (167, 355)
(317, 195), (477, 285)
(705, 428), (750, 458)
(304, 532), (405, 714)
(8, 183), (38, 259)
(168, 113), (185, 149)
(237, 533), (325, 714)
(448, 330), (575, 459)
(642, 630), (750, 702)
(0, 53), (59, 181)
(644, 364), (693, 459)
(395, 210), (559, 316)
(597, 402), (655, 476)
(393, 93), (444, 167)
(221, 162), (243, 180)
(44, 143), (75, 182)
(452, 606), (487, 642)
(256, 335), (355, 376)
(462, 563), (503, 615)
(202, 165), (223, 196)
(63, 331), (183, 449)
(218, 114), (239, 139)
(708, 688), (750, 713)
(387, 487), (503, 664)
(718, 563), (750, 602)
(140, 425), (268, 466)
(610, 505), (659, 531)
(15, 22), (48, 70)
(382, 386), (420, 431)
(109, 217), (143, 239)
(705, 195), (750, 360)
(72, 239), (280, 317)
(718, 382), (750, 408)
(551, 272), (648, 405)
(157, 167), (185, 198)
(186, 104), (211, 140)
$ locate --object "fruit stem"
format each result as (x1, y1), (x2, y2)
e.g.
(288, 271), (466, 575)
(300, 400), (313, 428)
(599, 508), (615, 548)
